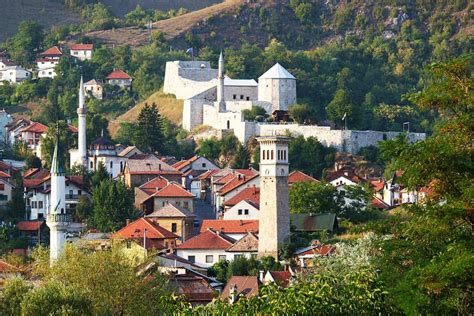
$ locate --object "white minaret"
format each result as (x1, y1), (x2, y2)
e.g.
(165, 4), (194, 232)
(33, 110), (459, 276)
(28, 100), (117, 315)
(46, 125), (70, 265)
(217, 51), (226, 112)
(257, 135), (291, 259)
(77, 76), (87, 167)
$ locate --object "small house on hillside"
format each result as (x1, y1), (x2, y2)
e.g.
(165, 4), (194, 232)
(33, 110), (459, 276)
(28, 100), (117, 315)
(106, 69), (132, 88)
(70, 44), (93, 61)
(146, 204), (196, 242)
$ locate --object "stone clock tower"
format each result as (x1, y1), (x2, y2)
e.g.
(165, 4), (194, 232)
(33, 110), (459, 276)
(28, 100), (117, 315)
(257, 135), (291, 259)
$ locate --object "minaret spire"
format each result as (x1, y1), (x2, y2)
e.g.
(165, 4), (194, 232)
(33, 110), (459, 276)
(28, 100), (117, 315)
(47, 121), (70, 265)
(217, 50), (226, 112)
(77, 75), (87, 167)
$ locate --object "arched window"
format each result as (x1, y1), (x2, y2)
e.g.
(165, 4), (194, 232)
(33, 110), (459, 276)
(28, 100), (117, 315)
(262, 150), (266, 160)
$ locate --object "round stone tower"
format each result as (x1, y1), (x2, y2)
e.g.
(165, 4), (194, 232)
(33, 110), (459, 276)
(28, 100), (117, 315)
(258, 63), (296, 112)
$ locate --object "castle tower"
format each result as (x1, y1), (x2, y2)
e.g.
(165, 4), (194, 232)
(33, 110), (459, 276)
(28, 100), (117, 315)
(217, 51), (226, 112)
(257, 135), (291, 259)
(77, 76), (87, 167)
(46, 125), (71, 264)
(258, 63), (296, 112)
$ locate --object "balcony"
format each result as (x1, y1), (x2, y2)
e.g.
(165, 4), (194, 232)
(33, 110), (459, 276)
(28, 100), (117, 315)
(47, 213), (72, 223)
(66, 194), (82, 201)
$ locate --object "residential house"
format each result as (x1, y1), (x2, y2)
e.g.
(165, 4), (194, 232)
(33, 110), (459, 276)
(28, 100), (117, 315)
(138, 182), (194, 213)
(0, 172), (15, 210)
(215, 170), (259, 212)
(146, 204), (196, 242)
(170, 268), (217, 306)
(122, 159), (182, 188)
(295, 243), (336, 268)
(263, 270), (294, 288)
(176, 229), (236, 268)
(223, 186), (260, 220)
(17, 220), (48, 247)
(221, 276), (259, 303)
(200, 220), (259, 240)
(37, 46), (62, 79)
(172, 156), (219, 196)
(84, 79), (103, 99)
(135, 175), (169, 209)
(0, 58), (31, 84)
(88, 136), (128, 178)
(288, 170), (318, 186)
(290, 213), (338, 233)
(20, 121), (47, 158)
(70, 44), (93, 61)
(5, 118), (30, 145)
(118, 145), (143, 158)
(327, 169), (365, 188)
(197, 169), (220, 200)
(225, 231), (258, 260)
(106, 69), (132, 88)
(111, 218), (179, 253)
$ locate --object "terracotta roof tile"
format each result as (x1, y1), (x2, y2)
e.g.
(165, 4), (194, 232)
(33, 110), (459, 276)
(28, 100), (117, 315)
(112, 218), (178, 239)
(21, 122), (47, 134)
(200, 220), (259, 234)
(214, 173), (235, 185)
(70, 44), (93, 50)
(219, 174), (259, 196)
(40, 46), (62, 56)
(139, 176), (169, 190)
(172, 156), (199, 170)
(0, 171), (11, 178)
(106, 69), (132, 80)
(221, 276), (259, 300)
(268, 271), (292, 287)
(372, 197), (390, 210)
(176, 229), (235, 250)
(371, 179), (385, 192)
(295, 244), (336, 257)
(288, 170), (318, 184)
(198, 169), (220, 180)
(17, 221), (44, 231)
(224, 186), (260, 207)
(125, 160), (181, 175)
(152, 183), (194, 198)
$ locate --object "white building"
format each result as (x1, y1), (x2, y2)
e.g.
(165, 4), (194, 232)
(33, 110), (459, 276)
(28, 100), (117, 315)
(0, 59), (31, 84)
(223, 200), (259, 220)
(106, 69), (132, 89)
(36, 46), (62, 79)
(88, 136), (128, 179)
(70, 44), (93, 61)
(84, 79), (103, 99)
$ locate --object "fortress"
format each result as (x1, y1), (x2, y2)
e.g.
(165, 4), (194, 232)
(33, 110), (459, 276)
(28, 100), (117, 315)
(164, 54), (425, 153)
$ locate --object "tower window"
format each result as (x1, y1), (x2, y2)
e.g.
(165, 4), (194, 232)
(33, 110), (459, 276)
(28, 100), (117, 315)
(278, 150), (281, 160)
(240, 95), (244, 100)
(246, 96), (250, 101)
(233, 94), (236, 99)
(271, 150), (274, 160)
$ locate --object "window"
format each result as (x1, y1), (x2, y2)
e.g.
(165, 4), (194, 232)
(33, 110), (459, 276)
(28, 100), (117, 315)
(240, 95), (244, 100)
(90, 161), (93, 169)
(234, 254), (242, 259)
(110, 161), (113, 169)
(69, 190), (73, 198)
(246, 96), (250, 101)
(233, 94), (236, 100)
(38, 201), (43, 209)
(206, 255), (214, 263)
(238, 209), (242, 215)
(278, 150), (281, 160)
(244, 209), (249, 215)
(162, 202), (166, 206)
(176, 201), (181, 206)
(32, 201), (37, 208)
(38, 213), (44, 219)
(183, 201), (189, 208)
(171, 223), (177, 233)
(271, 150), (274, 160)
(78, 190), (82, 196)
(188, 256), (195, 263)
(219, 255), (226, 261)
(202, 163), (206, 168)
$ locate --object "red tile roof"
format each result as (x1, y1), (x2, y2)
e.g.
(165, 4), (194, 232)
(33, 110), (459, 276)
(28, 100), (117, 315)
(112, 218), (178, 240)
(172, 156), (199, 171)
(0, 260), (21, 273)
(214, 173), (235, 185)
(176, 229), (235, 250)
(371, 179), (385, 192)
(68, 124), (78, 133)
(219, 174), (259, 196)
(326, 169), (365, 184)
(296, 244), (336, 257)
(200, 220), (259, 234)
(268, 271), (292, 288)
(40, 46), (62, 56)
(0, 171), (11, 178)
(139, 176), (169, 191)
(372, 197), (390, 210)
(198, 169), (220, 180)
(221, 276), (259, 300)
(70, 44), (93, 50)
(23, 174), (50, 188)
(23, 168), (39, 178)
(288, 171), (318, 185)
(106, 69), (132, 80)
(224, 186), (260, 207)
(21, 122), (47, 134)
(152, 182), (194, 198)
(17, 221), (44, 231)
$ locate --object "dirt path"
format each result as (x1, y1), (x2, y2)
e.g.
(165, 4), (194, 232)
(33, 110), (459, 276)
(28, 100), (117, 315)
(85, 0), (244, 47)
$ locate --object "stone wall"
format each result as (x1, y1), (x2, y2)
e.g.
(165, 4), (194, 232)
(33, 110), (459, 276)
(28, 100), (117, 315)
(163, 61), (217, 99)
(258, 78), (297, 111)
(225, 85), (258, 101)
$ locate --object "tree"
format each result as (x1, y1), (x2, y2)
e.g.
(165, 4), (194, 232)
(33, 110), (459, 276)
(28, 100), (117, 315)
(135, 103), (165, 154)
(289, 103), (315, 124)
(376, 56), (474, 314)
(90, 179), (135, 232)
(25, 154), (42, 169)
(40, 121), (75, 169)
(289, 182), (343, 214)
(75, 196), (92, 222)
(0, 278), (31, 316)
(231, 144), (250, 169)
(90, 161), (109, 189)
(288, 136), (335, 178)
(6, 21), (44, 66)
(326, 89), (355, 128)
(87, 113), (109, 143)
(115, 122), (138, 146)
(242, 106), (268, 122)
(197, 138), (221, 161)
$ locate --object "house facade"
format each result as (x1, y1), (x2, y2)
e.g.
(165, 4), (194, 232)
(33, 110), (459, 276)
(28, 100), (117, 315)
(70, 44), (93, 61)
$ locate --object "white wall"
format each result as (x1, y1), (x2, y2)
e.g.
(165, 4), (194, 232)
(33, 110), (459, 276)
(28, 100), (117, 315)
(224, 200), (259, 220)
(176, 248), (228, 268)
(71, 50), (92, 61)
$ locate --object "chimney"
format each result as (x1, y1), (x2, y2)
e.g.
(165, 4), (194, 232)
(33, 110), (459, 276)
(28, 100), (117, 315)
(259, 270), (265, 283)
(229, 284), (237, 304)
(125, 219), (130, 226)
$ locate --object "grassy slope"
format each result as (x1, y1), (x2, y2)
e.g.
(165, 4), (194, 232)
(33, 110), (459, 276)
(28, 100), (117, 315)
(108, 90), (183, 137)
(84, 0), (244, 47)
(0, 0), (80, 43)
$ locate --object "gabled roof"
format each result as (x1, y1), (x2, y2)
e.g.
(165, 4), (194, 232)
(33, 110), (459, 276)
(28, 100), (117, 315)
(221, 276), (259, 301)
(290, 213), (337, 232)
(112, 218), (178, 240)
(21, 122), (47, 134)
(125, 160), (181, 175)
(267, 271), (292, 288)
(295, 244), (336, 257)
(200, 220), (259, 234)
(147, 204), (195, 218)
(70, 44), (93, 50)
(176, 229), (235, 250)
(84, 79), (103, 86)
(0, 260), (21, 273)
(151, 182), (194, 198)
(68, 124), (78, 133)
(106, 69), (132, 80)
(371, 179), (385, 192)
(326, 169), (365, 184)
(226, 232), (258, 252)
(214, 173), (235, 185)
(198, 169), (220, 180)
(219, 173), (259, 196)
(259, 63), (295, 80)
(40, 46), (62, 56)
(288, 171), (318, 185)
(139, 175), (169, 191)
(0, 171), (11, 178)
(172, 156), (199, 170)
(23, 168), (39, 178)
(224, 186), (260, 207)
(372, 197), (390, 210)
(17, 221), (44, 231)
(118, 145), (141, 157)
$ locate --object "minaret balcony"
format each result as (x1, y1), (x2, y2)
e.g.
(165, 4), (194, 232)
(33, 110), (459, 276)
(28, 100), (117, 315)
(47, 213), (72, 224)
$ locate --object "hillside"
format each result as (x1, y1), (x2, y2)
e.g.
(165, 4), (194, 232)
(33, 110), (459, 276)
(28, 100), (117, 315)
(108, 91), (183, 137)
(0, 0), (80, 43)
(83, 0), (245, 47)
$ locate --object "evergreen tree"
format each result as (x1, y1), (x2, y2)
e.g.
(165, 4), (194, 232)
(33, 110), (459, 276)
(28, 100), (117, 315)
(135, 103), (165, 154)
(6, 21), (44, 66)
(90, 161), (109, 189)
(231, 144), (250, 169)
(326, 89), (355, 128)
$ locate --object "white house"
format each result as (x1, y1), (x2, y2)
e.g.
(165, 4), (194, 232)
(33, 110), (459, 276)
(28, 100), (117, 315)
(0, 59), (31, 84)
(106, 69), (132, 88)
(223, 200), (259, 220)
(5, 118), (30, 145)
(36, 46), (62, 79)
(172, 156), (220, 197)
(70, 44), (93, 61)
(84, 79), (103, 99)
(88, 136), (128, 179)
(176, 229), (236, 268)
